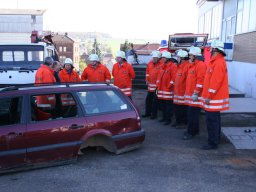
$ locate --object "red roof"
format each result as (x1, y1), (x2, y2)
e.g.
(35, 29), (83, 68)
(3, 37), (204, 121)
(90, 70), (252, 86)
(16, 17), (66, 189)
(133, 43), (160, 55)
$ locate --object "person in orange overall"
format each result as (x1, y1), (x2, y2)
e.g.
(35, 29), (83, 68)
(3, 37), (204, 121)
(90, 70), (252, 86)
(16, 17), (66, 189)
(173, 50), (190, 128)
(142, 50), (163, 119)
(59, 58), (81, 106)
(81, 54), (111, 83)
(35, 57), (56, 110)
(156, 51), (177, 125)
(112, 50), (135, 100)
(183, 47), (206, 140)
(200, 40), (229, 150)
(59, 58), (81, 83)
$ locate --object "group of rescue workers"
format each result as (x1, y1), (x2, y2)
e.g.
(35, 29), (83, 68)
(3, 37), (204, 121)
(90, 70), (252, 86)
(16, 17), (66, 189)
(143, 39), (229, 150)
(34, 39), (229, 150)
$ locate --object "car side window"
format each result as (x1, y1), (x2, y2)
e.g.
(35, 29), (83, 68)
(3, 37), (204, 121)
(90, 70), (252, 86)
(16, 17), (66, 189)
(31, 93), (78, 121)
(0, 97), (21, 126)
(77, 90), (131, 115)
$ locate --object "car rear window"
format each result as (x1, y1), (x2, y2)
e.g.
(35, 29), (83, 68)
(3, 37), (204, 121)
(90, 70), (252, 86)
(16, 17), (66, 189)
(77, 90), (131, 115)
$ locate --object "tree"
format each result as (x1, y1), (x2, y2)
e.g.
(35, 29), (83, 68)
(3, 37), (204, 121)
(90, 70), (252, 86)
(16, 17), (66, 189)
(90, 38), (101, 58)
(121, 39), (130, 53)
(79, 59), (87, 73)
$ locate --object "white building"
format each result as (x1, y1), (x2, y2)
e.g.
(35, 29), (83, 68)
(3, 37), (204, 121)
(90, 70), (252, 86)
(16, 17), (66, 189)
(197, 0), (256, 98)
(0, 9), (45, 43)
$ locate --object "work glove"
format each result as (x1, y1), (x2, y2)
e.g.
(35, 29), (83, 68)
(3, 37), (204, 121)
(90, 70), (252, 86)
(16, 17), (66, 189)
(192, 93), (198, 102)
(106, 80), (110, 85)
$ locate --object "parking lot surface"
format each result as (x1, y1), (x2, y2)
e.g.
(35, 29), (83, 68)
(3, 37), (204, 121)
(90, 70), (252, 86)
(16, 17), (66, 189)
(0, 89), (255, 192)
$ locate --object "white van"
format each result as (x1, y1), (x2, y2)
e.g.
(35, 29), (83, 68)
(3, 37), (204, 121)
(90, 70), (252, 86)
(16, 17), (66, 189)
(0, 42), (57, 86)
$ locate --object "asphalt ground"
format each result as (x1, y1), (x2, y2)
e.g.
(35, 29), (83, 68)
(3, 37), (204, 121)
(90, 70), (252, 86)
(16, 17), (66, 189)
(0, 89), (255, 192)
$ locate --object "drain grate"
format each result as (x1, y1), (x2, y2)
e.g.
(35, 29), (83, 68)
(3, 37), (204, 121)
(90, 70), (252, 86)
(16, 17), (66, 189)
(222, 127), (256, 149)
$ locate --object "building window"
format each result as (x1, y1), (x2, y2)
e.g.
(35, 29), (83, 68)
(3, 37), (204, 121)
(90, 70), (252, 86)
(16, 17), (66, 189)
(31, 15), (36, 24)
(64, 47), (67, 52)
(249, 0), (256, 31)
(59, 46), (62, 52)
(198, 3), (222, 39)
(236, 0), (256, 34)
(204, 10), (212, 36)
(211, 4), (222, 39)
(198, 15), (205, 34)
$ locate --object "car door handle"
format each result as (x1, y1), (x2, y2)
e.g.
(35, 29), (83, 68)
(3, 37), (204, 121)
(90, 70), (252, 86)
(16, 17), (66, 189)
(6, 132), (23, 138)
(69, 124), (83, 129)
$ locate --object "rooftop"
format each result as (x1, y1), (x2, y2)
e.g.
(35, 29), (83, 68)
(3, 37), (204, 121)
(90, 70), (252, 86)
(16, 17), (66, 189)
(133, 43), (160, 55)
(0, 9), (46, 15)
(52, 33), (74, 43)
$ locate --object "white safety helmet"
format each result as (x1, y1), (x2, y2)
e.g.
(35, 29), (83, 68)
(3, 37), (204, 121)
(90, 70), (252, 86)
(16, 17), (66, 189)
(151, 50), (161, 58)
(64, 58), (73, 65)
(116, 50), (126, 59)
(177, 50), (188, 58)
(161, 51), (172, 59)
(211, 39), (224, 52)
(189, 47), (202, 56)
(89, 54), (100, 62)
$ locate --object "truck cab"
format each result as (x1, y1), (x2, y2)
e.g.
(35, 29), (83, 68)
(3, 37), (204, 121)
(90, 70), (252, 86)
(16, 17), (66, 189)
(0, 42), (57, 86)
(168, 33), (210, 63)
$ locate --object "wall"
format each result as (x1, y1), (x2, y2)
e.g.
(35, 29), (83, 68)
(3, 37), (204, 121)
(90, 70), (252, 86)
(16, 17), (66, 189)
(198, 1), (221, 16)
(73, 41), (80, 71)
(0, 32), (30, 43)
(223, 0), (237, 18)
(227, 61), (256, 98)
(0, 15), (43, 33)
(0, 14), (43, 43)
(233, 31), (256, 63)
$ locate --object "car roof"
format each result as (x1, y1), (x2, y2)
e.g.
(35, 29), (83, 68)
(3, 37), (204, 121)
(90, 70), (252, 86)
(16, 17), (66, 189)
(0, 82), (115, 96)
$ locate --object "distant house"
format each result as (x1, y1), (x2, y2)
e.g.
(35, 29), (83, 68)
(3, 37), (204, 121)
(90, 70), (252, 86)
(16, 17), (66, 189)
(0, 9), (45, 43)
(102, 53), (115, 73)
(121, 43), (160, 65)
(52, 33), (80, 71)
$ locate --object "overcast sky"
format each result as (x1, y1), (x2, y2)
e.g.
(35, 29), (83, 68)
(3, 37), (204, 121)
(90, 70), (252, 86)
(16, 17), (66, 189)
(1, 0), (199, 40)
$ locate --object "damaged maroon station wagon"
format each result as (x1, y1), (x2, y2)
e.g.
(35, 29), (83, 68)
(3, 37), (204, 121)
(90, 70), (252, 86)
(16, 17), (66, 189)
(0, 83), (145, 173)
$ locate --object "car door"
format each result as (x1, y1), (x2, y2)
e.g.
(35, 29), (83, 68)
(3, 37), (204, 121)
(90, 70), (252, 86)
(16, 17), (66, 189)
(0, 96), (27, 170)
(25, 92), (87, 164)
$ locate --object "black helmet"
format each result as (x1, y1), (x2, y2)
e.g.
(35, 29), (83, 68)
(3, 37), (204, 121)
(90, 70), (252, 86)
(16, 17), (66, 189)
(44, 57), (54, 66)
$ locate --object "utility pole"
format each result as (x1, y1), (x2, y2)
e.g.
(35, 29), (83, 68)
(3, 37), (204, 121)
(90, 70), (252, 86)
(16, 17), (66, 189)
(94, 38), (96, 54)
